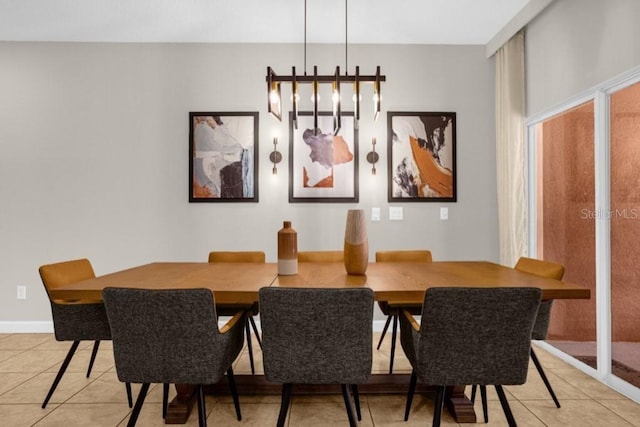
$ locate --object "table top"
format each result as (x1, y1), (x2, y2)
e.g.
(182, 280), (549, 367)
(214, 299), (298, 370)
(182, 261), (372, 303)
(48, 260), (590, 305)
(274, 261), (590, 303)
(48, 262), (278, 305)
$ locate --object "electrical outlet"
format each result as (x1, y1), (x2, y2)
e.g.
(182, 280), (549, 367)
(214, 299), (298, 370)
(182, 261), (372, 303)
(17, 286), (26, 300)
(440, 207), (449, 220)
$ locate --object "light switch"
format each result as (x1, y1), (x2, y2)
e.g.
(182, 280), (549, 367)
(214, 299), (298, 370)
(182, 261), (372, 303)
(371, 207), (381, 221)
(440, 207), (448, 220)
(389, 207), (403, 221)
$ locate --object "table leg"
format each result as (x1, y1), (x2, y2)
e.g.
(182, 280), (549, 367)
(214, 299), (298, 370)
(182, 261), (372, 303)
(445, 385), (477, 423)
(164, 384), (196, 424)
(208, 375), (478, 423)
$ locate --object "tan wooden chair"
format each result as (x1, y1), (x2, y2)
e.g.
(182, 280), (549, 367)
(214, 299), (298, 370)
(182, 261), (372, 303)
(39, 259), (133, 409)
(297, 250), (344, 262)
(208, 251), (265, 374)
(515, 257), (564, 407)
(208, 251), (266, 264)
(375, 250), (432, 374)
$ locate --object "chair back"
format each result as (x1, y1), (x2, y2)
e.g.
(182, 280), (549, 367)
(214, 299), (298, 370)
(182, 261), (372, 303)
(259, 287), (374, 384)
(39, 258), (111, 341)
(514, 257), (564, 280)
(103, 287), (244, 385)
(515, 257), (565, 340)
(375, 250), (432, 263)
(39, 258), (96, 295)
(402, 287), (541, 386)
(298, 251), (344, 262)
(208, 251), (265, 263)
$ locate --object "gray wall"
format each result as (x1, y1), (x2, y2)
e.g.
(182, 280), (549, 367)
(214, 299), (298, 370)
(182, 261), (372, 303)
(0, 42), (498, 326)
(526, 0), (640, 115)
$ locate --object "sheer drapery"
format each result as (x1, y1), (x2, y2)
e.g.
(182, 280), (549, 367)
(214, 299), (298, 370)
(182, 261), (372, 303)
(495, 30), (527, 266)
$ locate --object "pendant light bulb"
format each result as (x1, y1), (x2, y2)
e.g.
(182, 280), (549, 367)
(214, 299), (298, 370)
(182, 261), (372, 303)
(269, 89), (281, 105)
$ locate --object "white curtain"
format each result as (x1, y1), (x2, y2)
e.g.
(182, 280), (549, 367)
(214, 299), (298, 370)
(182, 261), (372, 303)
(495, 30), (527, 267)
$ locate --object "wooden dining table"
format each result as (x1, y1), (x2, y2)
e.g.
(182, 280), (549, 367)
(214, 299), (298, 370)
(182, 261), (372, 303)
(48, 260), (590, 424)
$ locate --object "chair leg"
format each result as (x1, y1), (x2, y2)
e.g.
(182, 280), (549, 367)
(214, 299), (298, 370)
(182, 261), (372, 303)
(227, 367), (242, 421)
(389, 311), (398, 374)
(249, 315), (263, 349)
(245, 321), (255, 374)
(470, 384), (477, 403)
(480, 385), (488, 423)
(127, 383), (150, 427)
(126, 382), (133, 408)
(277, 384), (293, 427)
(197, 384), (207, 427)
(162, 383), (169, 418)
(351, 384), (362, 421)
(42, 340), (80, 408)
(341, 384), (357, 427)
(376, 315), (392, 349)
(86, 340), (100, 377)
(432, 385), (446, 427)
(495, 385), (516, 427)
(531, 348), (561, 408)
(404, 370), (417, 421)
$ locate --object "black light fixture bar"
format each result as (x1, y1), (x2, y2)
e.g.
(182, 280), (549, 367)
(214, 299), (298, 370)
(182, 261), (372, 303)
(291, 66), (298, 130)
(266, 74), (385, 84)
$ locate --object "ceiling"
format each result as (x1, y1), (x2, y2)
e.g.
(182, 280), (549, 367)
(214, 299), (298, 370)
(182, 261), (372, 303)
(0, 0), (530, 45)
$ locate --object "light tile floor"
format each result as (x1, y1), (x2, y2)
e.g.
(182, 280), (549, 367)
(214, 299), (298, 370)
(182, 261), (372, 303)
(0, 332), (639, 426)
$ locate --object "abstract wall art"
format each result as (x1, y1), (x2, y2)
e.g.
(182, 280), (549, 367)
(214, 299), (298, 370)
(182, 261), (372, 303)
(289, 111), (358, 203)
(189, 112), (259, 202)
(387, 112), (456, 202)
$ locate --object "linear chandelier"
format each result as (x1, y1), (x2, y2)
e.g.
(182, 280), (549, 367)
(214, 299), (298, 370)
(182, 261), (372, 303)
(266, 0), (385, 135)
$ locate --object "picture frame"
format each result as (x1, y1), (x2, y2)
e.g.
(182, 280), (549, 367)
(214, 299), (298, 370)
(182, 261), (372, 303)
(289, 111), (358, 203)
(189, 112), (259, 202)
(387, 111), (456, 202)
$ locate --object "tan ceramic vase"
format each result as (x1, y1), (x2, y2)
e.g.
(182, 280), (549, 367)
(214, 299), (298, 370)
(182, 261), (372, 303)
(277, 221), (298, 275)
(344, 209), (368, 275)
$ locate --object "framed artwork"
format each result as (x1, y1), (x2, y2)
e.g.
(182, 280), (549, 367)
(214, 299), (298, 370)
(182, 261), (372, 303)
(387, 112), (456, 202)
(289, 111), (358, 203)
(189, 112), (259, 202)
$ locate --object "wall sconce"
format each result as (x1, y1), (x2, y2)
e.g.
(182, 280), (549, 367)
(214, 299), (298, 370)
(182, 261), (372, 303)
(269, 137), (282, 175)
(366, 137), (379, 175)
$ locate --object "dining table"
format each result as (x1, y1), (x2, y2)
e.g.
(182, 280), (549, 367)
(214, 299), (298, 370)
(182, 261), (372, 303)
(48, 260), (590, 424)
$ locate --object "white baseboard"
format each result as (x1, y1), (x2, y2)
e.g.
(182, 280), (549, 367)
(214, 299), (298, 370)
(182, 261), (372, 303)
(0, 321), (53, 333)
(372, 319), (388, 332)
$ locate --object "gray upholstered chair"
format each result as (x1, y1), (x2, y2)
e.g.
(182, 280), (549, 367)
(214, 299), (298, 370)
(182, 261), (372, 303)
(38, 259), (132, 409)
(375, 250), (432, 374)
(400, 287), (541, 427)
(103, 287), (245, 427)
(471, 257), (565, 421)
(259, 287), (374, 427)
(208, 250), (265, 375)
